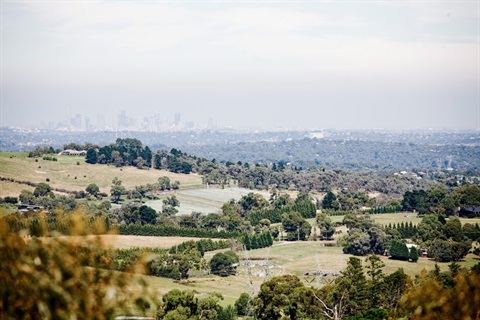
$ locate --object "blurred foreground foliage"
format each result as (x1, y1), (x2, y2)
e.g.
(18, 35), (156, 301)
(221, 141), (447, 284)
(400, 268), (480, 320)
(0, 208), (155, 319)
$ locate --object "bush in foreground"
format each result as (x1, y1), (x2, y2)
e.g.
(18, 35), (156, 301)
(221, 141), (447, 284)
(0, 210), (153, 319)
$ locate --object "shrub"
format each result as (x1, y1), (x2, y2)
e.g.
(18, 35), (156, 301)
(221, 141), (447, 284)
(33, 183), (52, 197)
(210, 251), (239, 276)
(4, 197), (18, 204)
(235, 293), (251, 316)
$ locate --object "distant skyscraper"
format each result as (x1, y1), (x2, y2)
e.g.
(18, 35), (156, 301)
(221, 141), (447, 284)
(142, 116), (150, 130)
(97, 114), (106, 129)
(153, 113), (161, 129)
(174, 113), (181, 126)
(84, 116), (91, 130)
(208, 118), (216, 129)
(119, 110), (128, 128)
(70, 114), (82, 130)
(41, 121), (54, 130)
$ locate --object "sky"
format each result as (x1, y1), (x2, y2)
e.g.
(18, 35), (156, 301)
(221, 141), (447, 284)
(1, 0), (479, 130)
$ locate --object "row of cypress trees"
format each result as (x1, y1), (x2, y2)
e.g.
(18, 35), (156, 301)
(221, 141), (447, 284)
(387, 221), (418, 239)
(362, 205), (402, 214)
(242, 232), (274, 250)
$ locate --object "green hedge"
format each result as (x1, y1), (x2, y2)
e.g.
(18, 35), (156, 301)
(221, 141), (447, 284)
(169, 239), (230, 255)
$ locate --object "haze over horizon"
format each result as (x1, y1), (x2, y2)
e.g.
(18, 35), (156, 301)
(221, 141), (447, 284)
(1, 1), (479, 131)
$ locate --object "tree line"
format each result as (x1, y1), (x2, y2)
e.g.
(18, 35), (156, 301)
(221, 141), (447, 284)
(401, 184), (480, 217)
(80, 138), (470, 206)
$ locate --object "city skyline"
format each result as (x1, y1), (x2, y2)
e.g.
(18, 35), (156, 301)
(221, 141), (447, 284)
(1, 1), (479, 130)
(37, 110), (221, 132)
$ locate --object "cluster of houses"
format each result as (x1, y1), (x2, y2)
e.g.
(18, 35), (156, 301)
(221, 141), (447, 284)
(60, 150), (87, 156)
(393, 171), (480, 186)
(392, 171), (426, 179)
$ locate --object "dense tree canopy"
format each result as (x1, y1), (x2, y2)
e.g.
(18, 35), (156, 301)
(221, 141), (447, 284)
(85, 183), (99, 196)
(341, 214), (388, 256)
(282, 211), (311, 241)
(253, 275), (306, 320)
(85, 148), (98, 164)
(316, 213), (336, 240)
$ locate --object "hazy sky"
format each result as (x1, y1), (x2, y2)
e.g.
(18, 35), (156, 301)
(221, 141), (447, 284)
(1, 0), (479, 130)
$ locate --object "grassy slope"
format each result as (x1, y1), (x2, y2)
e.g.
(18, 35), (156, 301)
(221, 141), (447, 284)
(0, 153), (270, 217)
(0, 152), (203, 197)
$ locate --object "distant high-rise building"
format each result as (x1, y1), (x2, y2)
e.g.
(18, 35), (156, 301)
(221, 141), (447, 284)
(97, 114), (106, 129)
(208, 118), (216, 129)
(153, 113), (161, 128)
(119, 110), (128, 128)
(66, 105), (72, 129)
(70, 114), (82, 130)
(84, 116), (91, 130)
(141, 116), (150, 130)
(174, 113), (181, 126)
(41, 121), (55, 130)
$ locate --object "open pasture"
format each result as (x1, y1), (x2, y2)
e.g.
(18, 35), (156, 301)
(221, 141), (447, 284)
(326, 213), (422, 226)
(371, 213), (480, 226)
(0, 180), (35, 197)
(329, 213), (480, 226)
(67, 234), (475, 309)
(368, 213), (423, 226)
(122, 239), (480, 309)
(145, 187), (271, 215)
(0, 152), (203, 197)
(243, 241), (473, 278)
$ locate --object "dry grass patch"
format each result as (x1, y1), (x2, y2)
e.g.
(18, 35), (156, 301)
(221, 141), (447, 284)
(0, 180), (35, 197)
(368, 213), (423, 226)
(0, 154), (203, 197)
(128, 271), (262, 307)
(327, 213), (480, 227)
(146, 187), (272, 216)
(40, 235), (225, 250)
(242, 241), (473, 278)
